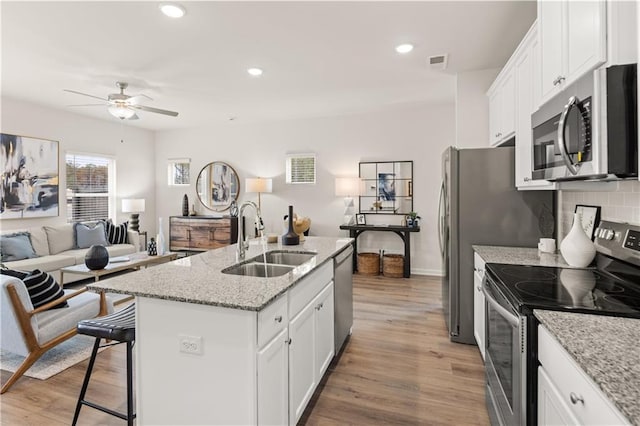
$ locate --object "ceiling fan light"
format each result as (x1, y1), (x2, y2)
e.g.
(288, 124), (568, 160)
(159, 3), (186, 18)
(108, 105), (135, 119)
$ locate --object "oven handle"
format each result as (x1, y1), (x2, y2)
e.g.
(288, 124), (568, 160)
(483, 282), (519, 327)
(556, 96), (580, 175)
(437, 181), (445, 257)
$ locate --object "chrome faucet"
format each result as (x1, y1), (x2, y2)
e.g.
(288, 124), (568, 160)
(236, 201), (264, 260)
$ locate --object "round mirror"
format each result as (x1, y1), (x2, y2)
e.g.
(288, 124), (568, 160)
(196, 162), (240, 212)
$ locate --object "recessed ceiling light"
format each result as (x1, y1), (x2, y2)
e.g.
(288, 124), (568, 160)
(395, 44), (414, 54)
(159, 3), (186, 18)
(247, 68), (263, 77)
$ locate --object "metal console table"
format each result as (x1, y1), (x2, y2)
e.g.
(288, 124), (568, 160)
(339, 224), (420, 278)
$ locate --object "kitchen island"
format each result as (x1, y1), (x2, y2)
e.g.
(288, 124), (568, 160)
(89, 236), (353, 425)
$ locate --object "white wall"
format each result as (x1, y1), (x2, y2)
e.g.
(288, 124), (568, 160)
(455, 68), (500, 148)
(155, 102), (456, 276)
(1, 97), (156, 232)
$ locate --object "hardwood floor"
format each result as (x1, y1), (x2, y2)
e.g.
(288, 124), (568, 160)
(1, 274), (489, 425)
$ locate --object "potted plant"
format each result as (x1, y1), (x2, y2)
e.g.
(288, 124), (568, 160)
(406, 211), (420, 227)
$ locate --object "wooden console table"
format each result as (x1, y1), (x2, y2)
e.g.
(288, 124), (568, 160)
(339, 224), (420, 278)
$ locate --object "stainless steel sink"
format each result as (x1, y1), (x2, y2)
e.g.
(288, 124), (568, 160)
(222, 262), (294, 278)
(254, 251), (316, 266)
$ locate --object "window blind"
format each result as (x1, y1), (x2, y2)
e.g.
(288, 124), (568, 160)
(286, 154), (316, 184)
(66, 154), (112, 223)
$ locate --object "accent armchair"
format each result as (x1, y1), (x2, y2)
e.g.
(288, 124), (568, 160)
(0, 275), (113, 393)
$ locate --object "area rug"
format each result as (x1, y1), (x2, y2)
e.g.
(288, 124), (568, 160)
(1, 334), (104, 380)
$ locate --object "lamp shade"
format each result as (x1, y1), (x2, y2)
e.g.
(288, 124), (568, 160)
(122, 198), (146, 213)
(245, 178), (273, 193)
(335, 177), (360, 197)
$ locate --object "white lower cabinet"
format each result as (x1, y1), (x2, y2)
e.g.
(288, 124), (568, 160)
(258, 328), (289, 426)
(538, 325), (630, 425)
(473, 252), (486, 360)
(289, 281), (335, 425)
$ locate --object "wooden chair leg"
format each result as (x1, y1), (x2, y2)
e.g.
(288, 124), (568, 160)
(0, 349), (44, 394)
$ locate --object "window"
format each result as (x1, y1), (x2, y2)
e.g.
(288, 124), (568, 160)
(168, 158), (190, 186)
(286, 153), (316, 184)
(66, 153), (115, 223)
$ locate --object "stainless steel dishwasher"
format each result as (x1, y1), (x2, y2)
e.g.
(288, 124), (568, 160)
(334, 244), (354, 353)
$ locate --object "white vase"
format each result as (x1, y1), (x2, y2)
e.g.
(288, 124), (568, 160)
(157, 217), (166, 256)
(560, 212), (596, 267)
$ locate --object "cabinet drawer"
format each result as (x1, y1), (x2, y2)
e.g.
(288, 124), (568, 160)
(473, 252), (486, 272)
(258, 294), (288, 348)
(289, 261), (333, 318)
(538, 325), (629, 425)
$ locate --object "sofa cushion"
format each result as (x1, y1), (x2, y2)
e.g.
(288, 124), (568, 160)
(3, 254), (76, 273)
(43, 224), (75, 255)
(23, 269), (68, 309)
(105, 244), (137, 257)
(74, 222), (108, 249)
(1, 233), (38, 262)
(103, 220), (128, 244)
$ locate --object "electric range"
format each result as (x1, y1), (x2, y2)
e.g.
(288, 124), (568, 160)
(482, 220), (640, 426)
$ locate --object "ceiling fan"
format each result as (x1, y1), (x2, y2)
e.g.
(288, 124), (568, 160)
(64, 81), (179, 120)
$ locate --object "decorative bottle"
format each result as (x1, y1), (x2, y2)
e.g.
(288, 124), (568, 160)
(148, 237), (157, 256)
(560, 212), (596, 267)
(157, 217), (166, 256)
(182, 194), (189, 216)
(282, 206), (300, 246)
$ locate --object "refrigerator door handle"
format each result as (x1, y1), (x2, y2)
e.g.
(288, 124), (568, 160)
(437, 181), (445, 257)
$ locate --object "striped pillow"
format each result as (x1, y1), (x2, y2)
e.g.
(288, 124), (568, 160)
(104, 220), (129, 245)
(23, 269), (68, 310)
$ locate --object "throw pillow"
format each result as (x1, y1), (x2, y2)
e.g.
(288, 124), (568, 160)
(22, 269), (68, 309)
(74, 222), (109, 249)
(43, 224), (75, 255)
(0, 267), (29, 280)
(0, 233), (38, 262)
(104, 220), (128, 244)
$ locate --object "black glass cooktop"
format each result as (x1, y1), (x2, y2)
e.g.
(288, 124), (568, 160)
(485, 261), (640, 318)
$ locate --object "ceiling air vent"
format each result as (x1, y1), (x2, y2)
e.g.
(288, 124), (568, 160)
(428, 54), (448, 70)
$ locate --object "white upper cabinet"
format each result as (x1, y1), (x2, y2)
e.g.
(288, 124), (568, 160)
(538, 0), (606, 105)
(488, 68), (516, 146)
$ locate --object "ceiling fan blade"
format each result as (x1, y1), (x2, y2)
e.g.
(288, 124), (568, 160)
(127, 94), (153, 104)
(132, 104), (179, 117)
(63, 89), (108, 102)
(67, 103), (107, 107)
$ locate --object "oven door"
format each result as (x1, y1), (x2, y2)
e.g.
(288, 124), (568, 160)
(483, 275), (527, 426)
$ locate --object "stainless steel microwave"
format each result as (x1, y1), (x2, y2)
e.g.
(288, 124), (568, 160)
(531, 64), (637, 181)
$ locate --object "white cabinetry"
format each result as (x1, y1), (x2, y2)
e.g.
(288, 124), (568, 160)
(537, 325), (630, 425)
(514, 23), (557, 190)
(288, 261), (335, 425)
(488, 69), (516, 146)
(258, 328), (289, 425)
(472, 252), (485, 360)
(538, 0), (606, 104)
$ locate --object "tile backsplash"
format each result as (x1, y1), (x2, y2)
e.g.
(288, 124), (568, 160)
(559, 180), (640, 239)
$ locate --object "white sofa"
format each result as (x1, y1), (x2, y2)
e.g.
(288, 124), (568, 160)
(1, 223), (139, 285)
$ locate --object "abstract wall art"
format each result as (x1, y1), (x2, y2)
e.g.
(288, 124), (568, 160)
(1, 133), (59, 219)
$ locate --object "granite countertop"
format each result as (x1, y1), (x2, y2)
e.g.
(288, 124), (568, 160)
(472, 245), (583, 269)
(88, 236), (353, 311)
(535, 310), (640, 425)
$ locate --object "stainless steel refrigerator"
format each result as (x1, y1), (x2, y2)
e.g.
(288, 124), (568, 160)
(438, 146), (554, 344)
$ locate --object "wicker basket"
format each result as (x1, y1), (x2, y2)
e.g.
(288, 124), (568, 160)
(383, 254), (404, 278)
(357, 252), (380, 275)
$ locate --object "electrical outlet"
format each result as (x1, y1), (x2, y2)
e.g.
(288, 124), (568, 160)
(179, 334), (203, 355)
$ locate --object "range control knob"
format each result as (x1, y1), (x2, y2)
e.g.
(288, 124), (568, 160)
(596, 228), (615, 240)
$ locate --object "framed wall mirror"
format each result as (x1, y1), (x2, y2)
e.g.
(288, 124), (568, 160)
(359, 160), (413, 215)
(196, 162), (239, 212)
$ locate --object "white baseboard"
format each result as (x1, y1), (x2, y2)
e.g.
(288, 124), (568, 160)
(411, 268), (443, 277)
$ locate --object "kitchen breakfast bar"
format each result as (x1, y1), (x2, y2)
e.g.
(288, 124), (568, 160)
(88, 236), (353, 425)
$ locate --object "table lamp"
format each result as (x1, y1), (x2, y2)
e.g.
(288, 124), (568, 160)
(245, 178), (273, 210)
(335, 177), (360, 225)
(122, 198), (145, 232)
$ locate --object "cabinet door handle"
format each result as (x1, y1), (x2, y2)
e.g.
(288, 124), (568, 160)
(477, 286), (482, 291)
(524, 177), (531, 182)
(569, 392), (584, 405)
(274, 315), (282, 323)
(316, 302), (324, 311)
(286, 338), (292, 345)
(558, 75), (565, 83)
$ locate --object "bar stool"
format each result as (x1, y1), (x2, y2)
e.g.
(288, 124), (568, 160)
(72, 302), (136, 426)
